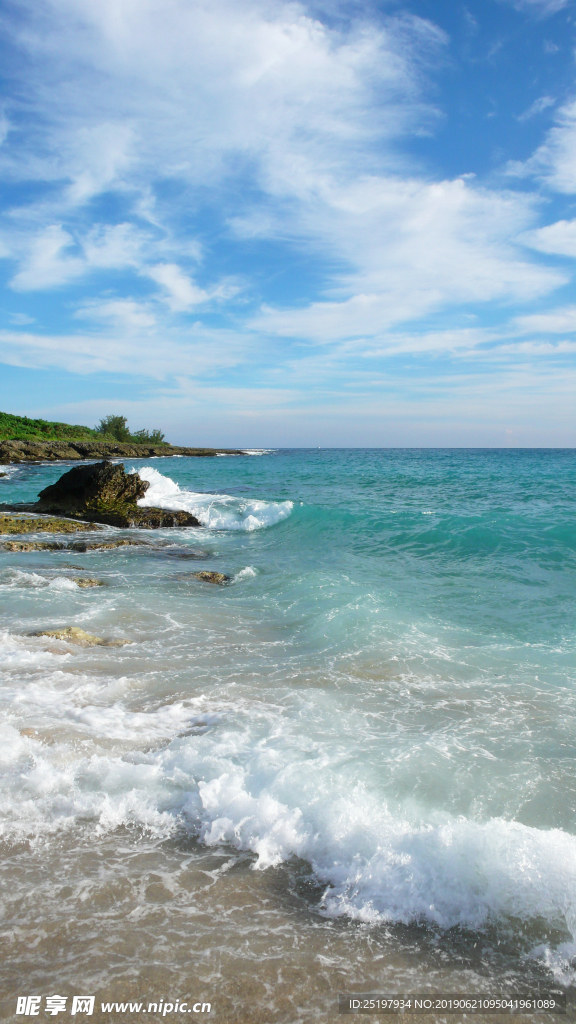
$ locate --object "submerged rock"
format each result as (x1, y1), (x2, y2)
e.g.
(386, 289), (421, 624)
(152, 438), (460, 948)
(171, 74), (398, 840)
(69, 539), (149, 550)
(72, 577), (105, 588)
(192, 570), (231, 585)
(30, 626), (129, 647)
(36, 461), (201, 529)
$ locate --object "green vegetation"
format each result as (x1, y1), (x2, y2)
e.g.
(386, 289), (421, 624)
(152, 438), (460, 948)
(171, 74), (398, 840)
(0, 411), (99, 441)
(95, 415), (166, 445)
(0, 411), (168, 444)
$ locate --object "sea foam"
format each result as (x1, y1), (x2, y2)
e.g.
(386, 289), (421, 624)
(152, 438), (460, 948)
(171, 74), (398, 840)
(1, 624), (575, 964)
(134, 466), (292, 531)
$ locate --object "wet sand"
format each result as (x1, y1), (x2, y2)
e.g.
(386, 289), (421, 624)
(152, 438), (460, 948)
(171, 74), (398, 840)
(0, 828), (569, 1024)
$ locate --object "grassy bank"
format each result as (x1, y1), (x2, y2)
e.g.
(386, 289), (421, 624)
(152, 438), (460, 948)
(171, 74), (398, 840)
(0, 411), (100, 442)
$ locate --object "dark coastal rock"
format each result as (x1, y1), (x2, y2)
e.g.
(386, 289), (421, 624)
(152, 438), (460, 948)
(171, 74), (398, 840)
(72, 578), (105, 588)
(34, 460), (201, 529)
(0, 439), (245, 464)
(38, 460), (149, 512)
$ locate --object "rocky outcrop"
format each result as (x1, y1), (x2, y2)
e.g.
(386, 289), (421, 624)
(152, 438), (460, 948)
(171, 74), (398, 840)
(73, 578), (105, 588)
(0, 439), (244, 464)
(38, 460), (148, 512)
(34, 461), (201, 529)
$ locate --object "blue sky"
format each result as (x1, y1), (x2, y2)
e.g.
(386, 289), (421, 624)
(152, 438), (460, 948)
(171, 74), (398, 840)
(0, 0), (575, 446)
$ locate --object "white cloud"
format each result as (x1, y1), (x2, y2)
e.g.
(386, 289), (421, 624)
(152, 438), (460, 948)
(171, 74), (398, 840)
(82, 223), (143, 268)
(6, 221), (146, 291)
(0, 322), (257, 377)
(521, 218), (576, 256)
(145, 263), (242, 311)
(65, 123), (135, 204)
(0, 0), (453, 317)
(146, 264), (209, 311)
(10, 225), (85, 290)
(513, 306), (576, 334)
(74, 298), (156, 329)
(4, 0), (444, 198)
(248, 175), (566, 341)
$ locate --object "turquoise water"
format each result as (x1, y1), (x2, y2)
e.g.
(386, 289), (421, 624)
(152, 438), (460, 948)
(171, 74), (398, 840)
(1, 449), (575, 1013)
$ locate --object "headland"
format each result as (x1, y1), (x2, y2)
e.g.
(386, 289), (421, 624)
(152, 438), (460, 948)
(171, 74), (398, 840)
(0, 439), (244, 464)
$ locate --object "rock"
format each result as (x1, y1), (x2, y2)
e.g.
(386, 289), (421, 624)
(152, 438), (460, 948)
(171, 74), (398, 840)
(34, 460), (201, 529)
(73, 577), (105, 587)
(0, 538), (150, 552)
(0, 513), (101, 535)
(118, 508), (201, 529)
(20, 727), (40, 738)
(2, 541), (67, 551)
(38, 460), (149, 512)
(30, 626), (129, 647)
(192, 570), (230, 585)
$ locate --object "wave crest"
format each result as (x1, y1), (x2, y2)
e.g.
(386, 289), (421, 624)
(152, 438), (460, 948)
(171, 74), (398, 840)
(134, 466), (292, 531)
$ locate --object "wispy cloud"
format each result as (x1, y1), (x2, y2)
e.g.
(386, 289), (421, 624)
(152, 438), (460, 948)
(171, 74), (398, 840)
(507, 99), (576, 192)
(517, 95), (555, 122)
(501, 0), (570, 16)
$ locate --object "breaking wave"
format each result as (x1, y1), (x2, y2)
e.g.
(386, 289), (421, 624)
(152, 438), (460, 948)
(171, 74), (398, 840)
(134, 466), (292, 531)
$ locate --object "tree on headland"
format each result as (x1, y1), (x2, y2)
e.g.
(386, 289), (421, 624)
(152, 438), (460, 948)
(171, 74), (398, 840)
(132, 428), (166, 444)
(96, 415), (131, 442)
(95, 415), (166, 444)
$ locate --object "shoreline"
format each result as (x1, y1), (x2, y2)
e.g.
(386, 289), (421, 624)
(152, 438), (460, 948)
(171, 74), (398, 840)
(1, 448), (574, 1016)
(0, 439), (245, 464)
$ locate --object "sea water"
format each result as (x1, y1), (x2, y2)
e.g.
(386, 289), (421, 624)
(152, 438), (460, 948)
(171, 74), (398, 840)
(0, 449), (575, 1021)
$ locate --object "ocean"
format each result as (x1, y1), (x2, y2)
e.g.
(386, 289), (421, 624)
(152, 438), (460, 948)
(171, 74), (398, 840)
(1, 448), (575, 1022)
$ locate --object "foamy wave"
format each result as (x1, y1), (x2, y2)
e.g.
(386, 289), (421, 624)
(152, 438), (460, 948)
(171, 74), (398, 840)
(1, 654), (575, 952)
(234, 566), (258, 581)
(0, 570), (78, 591)
(134, 466), (292, 531)
(189, 770), (576, 942)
